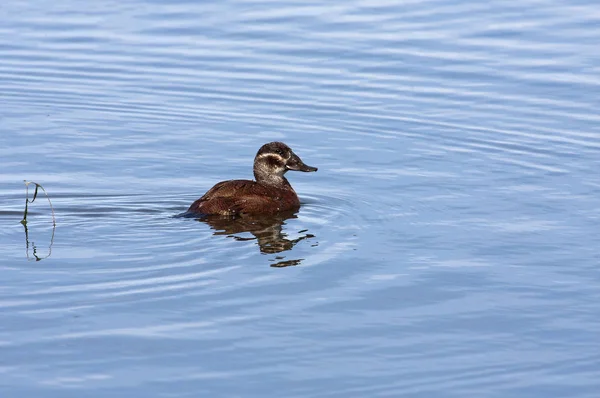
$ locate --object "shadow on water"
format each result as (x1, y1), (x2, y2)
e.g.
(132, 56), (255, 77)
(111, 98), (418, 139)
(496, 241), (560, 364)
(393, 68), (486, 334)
(178, 210), (315, 267)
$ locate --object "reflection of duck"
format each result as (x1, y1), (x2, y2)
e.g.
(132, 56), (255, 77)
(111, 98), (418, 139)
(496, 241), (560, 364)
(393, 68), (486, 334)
(185, 142), (317, 217)
(197, 211), (315, 267)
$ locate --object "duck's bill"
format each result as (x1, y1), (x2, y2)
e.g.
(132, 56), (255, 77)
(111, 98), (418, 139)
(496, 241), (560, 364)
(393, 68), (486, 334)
(286, 153), (318, 172)
(295, 163), (318, 172)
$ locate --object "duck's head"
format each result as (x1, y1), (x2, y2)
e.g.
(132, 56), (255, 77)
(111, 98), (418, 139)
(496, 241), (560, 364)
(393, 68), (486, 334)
(253, 141), (318, 184)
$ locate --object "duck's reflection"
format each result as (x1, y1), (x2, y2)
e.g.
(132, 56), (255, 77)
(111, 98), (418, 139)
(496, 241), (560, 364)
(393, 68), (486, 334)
(196, 211), (314, 267)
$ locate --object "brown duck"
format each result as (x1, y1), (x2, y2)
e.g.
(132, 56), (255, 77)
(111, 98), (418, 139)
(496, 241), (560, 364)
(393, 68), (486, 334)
(186, 142), (317, 216)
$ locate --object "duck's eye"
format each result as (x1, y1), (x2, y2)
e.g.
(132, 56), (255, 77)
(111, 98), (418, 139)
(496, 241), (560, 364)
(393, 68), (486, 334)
(275, 149), (284, 156)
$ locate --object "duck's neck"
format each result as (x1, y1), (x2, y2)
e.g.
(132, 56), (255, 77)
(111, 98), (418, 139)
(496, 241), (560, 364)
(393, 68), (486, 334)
(254, 167), (290, 188)
(256, 173), (291, 188)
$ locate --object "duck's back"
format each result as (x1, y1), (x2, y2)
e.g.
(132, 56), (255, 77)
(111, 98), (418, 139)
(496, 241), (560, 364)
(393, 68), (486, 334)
(187, 179), (299, 216)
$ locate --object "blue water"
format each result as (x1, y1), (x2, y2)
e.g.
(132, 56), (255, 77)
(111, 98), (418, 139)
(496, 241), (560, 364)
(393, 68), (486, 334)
(1, 0), (600, 396)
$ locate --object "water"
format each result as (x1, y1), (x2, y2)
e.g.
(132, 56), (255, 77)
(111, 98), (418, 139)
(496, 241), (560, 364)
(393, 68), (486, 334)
(1, 0), (600, 396)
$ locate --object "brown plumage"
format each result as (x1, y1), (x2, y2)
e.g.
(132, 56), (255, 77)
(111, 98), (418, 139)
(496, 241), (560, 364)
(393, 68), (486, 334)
(186, 142), (317, 216)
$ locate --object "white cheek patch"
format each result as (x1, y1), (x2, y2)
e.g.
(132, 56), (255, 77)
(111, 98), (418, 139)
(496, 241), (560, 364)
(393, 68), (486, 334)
(257, 153), (286, 167)
(257, 153), (285, 160)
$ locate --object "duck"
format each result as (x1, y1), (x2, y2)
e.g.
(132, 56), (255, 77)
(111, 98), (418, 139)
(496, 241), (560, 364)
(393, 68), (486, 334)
(186, 142), (317, 216)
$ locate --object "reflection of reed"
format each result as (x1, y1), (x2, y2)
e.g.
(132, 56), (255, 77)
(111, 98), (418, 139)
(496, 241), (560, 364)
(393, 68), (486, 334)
(22, 220), (55, 261)
(196, 211), (315, 267)
(20, 181), (56, 261)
